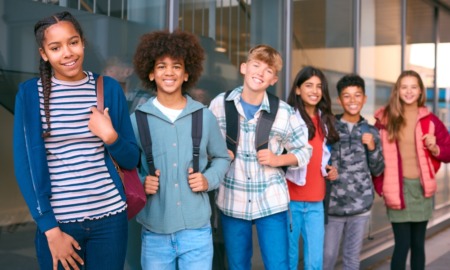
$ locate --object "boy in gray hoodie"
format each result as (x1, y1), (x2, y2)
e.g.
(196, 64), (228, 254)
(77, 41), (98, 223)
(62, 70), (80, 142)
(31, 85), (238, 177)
(323, 74), (384, 270)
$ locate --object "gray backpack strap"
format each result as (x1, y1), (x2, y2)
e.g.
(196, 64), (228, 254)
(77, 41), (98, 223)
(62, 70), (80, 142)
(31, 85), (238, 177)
(255, 93), (279, 151)
(359, 121), (371, 168)
(192, 109), (203, 173)
(224, 90), (240, 157)
(135, 110), (156, 176)
(136, 109), (203, 175)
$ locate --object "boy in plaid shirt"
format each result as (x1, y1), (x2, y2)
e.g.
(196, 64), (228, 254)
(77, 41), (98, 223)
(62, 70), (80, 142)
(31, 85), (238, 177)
(209, 44), (311, 270)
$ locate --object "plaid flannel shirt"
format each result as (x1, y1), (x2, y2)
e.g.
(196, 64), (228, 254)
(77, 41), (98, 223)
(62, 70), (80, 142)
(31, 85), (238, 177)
(209, 87), (312, 220)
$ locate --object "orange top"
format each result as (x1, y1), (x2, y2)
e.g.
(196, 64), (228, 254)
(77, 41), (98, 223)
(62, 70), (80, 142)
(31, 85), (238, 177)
(288, 116), (325, 202)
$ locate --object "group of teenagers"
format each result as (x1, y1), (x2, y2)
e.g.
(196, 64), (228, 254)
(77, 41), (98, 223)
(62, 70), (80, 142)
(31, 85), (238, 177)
(12, 10), (450, 270)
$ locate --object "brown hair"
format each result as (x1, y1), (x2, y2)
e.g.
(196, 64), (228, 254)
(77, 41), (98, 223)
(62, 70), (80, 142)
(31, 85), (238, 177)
(246, 44), (283, 73)
(34, 11), (85, 137)
(383, 70), (426, 141)
(133, 30), (205, 94)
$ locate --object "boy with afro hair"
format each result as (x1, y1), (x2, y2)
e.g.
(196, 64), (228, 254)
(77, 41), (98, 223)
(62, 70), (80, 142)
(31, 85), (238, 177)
(130, 30), (230, 269)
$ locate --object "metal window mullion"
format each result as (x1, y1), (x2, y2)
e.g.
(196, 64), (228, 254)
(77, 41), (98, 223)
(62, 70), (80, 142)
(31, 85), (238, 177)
(168, 0), (179, 32)
(353, 0), (361, 74)
(433, 7), (440, 114)
(229, 0), (232, 59)
(401, 0), (407, 71)
(284, 0), (293, 100)
(237, 0), (240, 66)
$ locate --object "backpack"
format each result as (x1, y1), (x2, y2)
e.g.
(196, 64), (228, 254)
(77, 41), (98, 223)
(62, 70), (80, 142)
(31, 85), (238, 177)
(135, 109), (203, 175)
(224, 90), (280, 158)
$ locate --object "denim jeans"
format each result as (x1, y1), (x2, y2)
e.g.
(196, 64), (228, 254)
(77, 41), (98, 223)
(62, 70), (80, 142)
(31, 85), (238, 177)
(35, 210), (128, 270)
(323, 214), (370, 270)
(288, 201), (324, 270)
(220, 211), (289, 270)
(141, 223), (213, 270)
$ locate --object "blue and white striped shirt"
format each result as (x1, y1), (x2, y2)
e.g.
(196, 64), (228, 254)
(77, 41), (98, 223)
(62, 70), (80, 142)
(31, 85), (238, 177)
(39, 72), (126, 222)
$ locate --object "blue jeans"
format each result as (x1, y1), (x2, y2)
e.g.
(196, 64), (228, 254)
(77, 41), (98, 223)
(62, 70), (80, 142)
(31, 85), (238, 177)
(221, 211), (289, 270)
(323, 214), (370, 270)
(141, 224), (213, 270)
(288, 201), (324, 270)
(35, 210), (128, 270)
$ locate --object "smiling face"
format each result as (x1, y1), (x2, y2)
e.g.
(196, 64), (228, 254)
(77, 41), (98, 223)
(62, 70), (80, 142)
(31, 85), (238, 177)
(240, 60), (278, 93)
(399, 75), (422, 106)
(38, 21), (85, 81)
(149, 56), (189, 96)
(338, 86), (367, 121)
(296, 75), (322, 114)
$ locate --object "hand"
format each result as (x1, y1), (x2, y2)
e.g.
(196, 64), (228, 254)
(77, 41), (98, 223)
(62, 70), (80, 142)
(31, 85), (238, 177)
(325, 165), (338, 181)
(422, 134), (439, 156)
(144, 170), (160, 195)
(88, 107), (118, 144)
(257, 149), (278, 167)
(45, 227), (84, 270)
(362, 132), (375, 151)
(227, 149), (235, 161)
(188, 168), (209, 192)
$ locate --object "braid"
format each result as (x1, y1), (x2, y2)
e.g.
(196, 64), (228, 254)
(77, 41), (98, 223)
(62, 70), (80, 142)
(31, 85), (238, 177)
(40, 58), (52, 138)
(34, 11), (85, 138)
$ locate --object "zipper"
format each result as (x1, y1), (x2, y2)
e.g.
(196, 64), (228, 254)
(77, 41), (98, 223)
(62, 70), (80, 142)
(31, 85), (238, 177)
(23, 122), (42, 215)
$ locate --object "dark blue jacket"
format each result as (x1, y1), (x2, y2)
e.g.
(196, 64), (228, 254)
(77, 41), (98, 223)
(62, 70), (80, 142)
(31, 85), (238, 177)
(13, 74), (139, 233)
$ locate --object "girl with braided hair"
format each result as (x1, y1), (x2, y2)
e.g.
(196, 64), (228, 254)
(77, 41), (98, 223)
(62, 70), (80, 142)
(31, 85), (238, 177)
(13, 11), (139, 270)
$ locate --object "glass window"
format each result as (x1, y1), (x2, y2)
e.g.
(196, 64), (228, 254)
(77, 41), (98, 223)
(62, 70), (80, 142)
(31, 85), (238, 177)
(434, 9), (450, 207)
(178, 0), (286, 104)
(292, 0), (354, 111)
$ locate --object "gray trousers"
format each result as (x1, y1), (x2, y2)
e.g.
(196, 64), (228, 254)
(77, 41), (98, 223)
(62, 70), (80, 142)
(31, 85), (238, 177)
(323, 214), (370, 270)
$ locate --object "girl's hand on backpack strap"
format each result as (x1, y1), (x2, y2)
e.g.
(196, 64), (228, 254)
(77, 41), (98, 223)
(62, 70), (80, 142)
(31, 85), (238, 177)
(325, 165), (338, 181)
(144, 170), (160, 195)
(423, 134), (439, 156)
(188, 168), (209, 192)
(45, 227), (84, 270)
(88, 107), (118, 144)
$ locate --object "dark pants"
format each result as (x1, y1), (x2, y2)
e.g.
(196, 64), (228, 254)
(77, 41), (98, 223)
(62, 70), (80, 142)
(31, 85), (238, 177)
(390, 221), (428, 270)
(35, 211), (128, 270)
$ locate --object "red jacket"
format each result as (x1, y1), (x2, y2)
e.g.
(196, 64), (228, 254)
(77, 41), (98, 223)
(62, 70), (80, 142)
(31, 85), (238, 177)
(373, 107), (450, 209)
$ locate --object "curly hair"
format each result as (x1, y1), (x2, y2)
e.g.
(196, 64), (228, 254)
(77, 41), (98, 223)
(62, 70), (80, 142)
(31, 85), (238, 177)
(133, 30), (205, 93)
(287, 66), (339, 144)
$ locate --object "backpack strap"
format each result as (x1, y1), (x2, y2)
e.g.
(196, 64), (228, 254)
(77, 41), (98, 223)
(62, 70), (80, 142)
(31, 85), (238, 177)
(359, 122), (371, 169)
(191, 109), (203, 173)
(225, 90), (280, 155)
(255, 92), (279, 151)
(96, 76), (104, 112)
(135, 109), (203, 176)
(224, 90), (240, 157)
(135, 110), (156, 176)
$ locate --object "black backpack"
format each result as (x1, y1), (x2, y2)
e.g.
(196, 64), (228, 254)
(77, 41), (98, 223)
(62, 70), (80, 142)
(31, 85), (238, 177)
(224, 90), (280, 157)
(135, 109), (203, 175)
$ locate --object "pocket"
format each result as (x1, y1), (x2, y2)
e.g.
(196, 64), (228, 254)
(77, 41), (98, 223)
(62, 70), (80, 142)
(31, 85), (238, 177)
(404, 180), (423, 200)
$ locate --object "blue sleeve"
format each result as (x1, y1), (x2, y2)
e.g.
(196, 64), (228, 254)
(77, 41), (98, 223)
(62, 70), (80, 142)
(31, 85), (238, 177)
(13, 82), (58, 233)
(103, 76), (139, 169)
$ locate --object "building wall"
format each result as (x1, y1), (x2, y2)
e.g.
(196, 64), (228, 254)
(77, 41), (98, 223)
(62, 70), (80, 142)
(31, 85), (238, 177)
(2, 0), (450, 268)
